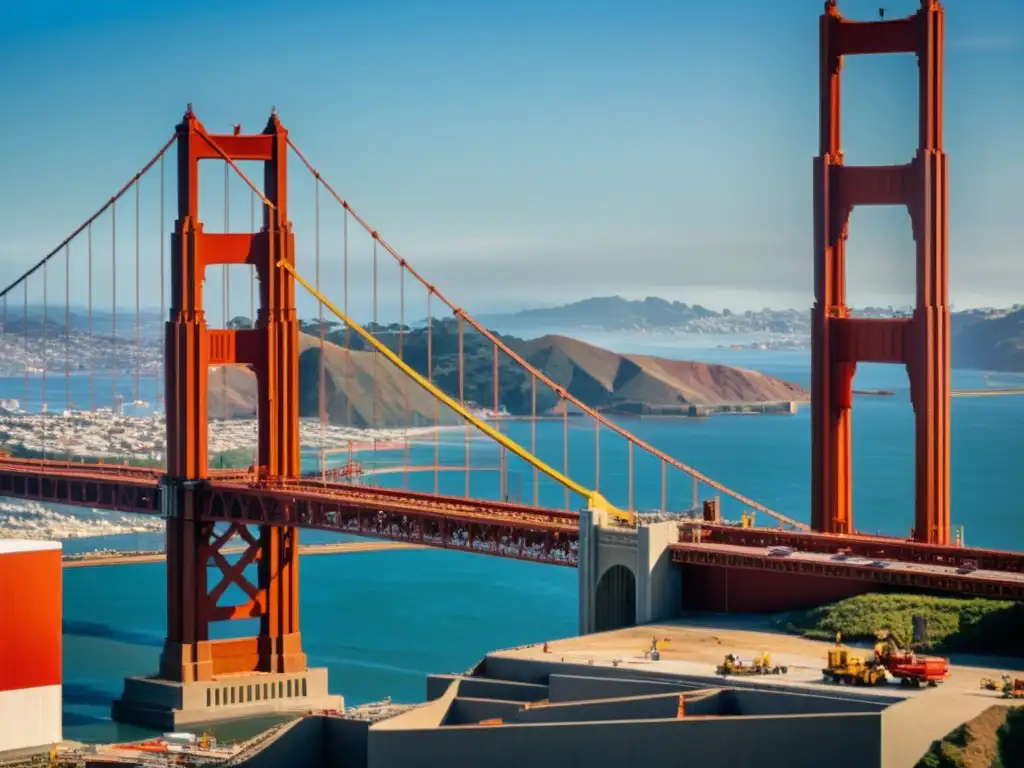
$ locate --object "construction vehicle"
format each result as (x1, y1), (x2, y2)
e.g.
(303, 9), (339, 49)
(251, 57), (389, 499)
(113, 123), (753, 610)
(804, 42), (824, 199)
(822, 636), (889, 686)
(980, 675), (1024, 698)
(980, 675), (1004, 691)
(1002, 678), (1024, 699)
(873, 630), (949, 687)
(716, 651), (788, 676)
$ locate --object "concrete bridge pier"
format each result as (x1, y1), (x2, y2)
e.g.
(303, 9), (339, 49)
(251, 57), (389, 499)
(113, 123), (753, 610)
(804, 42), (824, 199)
(578, 511), (681, 635)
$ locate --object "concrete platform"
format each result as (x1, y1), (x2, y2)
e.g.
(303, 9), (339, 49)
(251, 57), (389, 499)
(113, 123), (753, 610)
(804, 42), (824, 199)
(494, 618), (1024, 768)
(112, 668), (343, 730)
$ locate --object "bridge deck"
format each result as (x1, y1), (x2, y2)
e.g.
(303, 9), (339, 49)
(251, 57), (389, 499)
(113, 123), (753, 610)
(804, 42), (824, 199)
(670, 541), (1024, 601)
(684, 522), (1024, 572)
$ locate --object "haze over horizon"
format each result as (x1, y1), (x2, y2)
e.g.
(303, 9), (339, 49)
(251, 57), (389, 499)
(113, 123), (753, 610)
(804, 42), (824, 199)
(0, 0), (1021, 320)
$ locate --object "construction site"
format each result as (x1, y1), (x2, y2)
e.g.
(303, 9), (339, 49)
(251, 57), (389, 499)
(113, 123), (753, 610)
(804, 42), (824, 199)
(3, 619), (1016, 768)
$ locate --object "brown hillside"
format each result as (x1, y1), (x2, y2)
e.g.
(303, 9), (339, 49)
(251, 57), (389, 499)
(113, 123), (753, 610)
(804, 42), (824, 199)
(207, 334), (459, 427)
(522, 335), (807, 413)
(207, 331), (807, 426)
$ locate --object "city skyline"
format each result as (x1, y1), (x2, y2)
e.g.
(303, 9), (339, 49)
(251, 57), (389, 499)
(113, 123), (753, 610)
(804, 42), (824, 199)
(0, 0), (1021, 318)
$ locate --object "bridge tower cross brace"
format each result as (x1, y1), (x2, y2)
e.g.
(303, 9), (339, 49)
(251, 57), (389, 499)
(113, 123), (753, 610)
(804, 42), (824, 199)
(160, 108), (305, 682)
(811, 1), (949, 544)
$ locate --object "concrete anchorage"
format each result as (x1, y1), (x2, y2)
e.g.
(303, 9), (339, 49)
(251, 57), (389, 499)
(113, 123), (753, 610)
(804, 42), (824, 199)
(112, 108), (341, 729)
(578, 509), (681, 636)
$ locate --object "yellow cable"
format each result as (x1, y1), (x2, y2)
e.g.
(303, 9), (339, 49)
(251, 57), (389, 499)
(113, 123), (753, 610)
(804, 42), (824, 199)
(279, 259), (633, 525)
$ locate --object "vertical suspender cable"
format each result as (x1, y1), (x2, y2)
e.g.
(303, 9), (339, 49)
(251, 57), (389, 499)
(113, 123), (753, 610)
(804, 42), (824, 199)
(372, 237), (379, 460)
(42, 261), (48, 458)
(458, 315), (468, 497)
(399, 266), (408, 489)
(594, 420), (600, 494)
(693, 475), (699, 511)
(65, 245), (70, 412)
(531, 376), (538, 505)
(628, 441), (635, 514)
(563, 398), (569, 511)
(315, 176), (325, 471)
(661, 460), (667, 514)
(87, 223), (93, 412)
(343, 207), (352, 460)
(159, 155), (165, 410)
(111, 201), (117, 411)
(134, 181), (141, 404)
(22, 283), (27, 410)
(427, 291), (438, 494)
(494, 346), (505, 501)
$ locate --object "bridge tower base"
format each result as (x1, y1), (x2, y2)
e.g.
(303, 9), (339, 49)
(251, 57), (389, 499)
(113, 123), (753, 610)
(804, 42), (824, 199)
(112, 669), (342, 731)
(578, 510), (681, 635)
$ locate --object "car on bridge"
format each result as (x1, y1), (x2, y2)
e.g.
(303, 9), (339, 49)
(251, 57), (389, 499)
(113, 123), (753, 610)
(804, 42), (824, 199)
(767, 546), (795, 557)
(957, 560), (978, 575)
(869, 560), (891, 568)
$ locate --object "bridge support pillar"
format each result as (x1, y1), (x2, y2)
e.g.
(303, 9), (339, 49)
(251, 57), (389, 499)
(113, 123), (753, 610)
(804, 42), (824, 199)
(578, 513), (682, 635)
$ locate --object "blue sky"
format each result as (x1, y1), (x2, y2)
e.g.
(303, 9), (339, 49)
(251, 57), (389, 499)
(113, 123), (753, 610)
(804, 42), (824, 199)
(0, 0), (1021, 321)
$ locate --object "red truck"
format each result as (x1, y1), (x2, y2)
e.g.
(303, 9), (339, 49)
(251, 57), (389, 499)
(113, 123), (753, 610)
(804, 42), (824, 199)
(874, 632), (950, 687)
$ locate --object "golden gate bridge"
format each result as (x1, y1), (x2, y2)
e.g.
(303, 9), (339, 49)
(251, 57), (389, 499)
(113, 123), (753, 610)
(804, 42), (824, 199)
(0, 0), (1021, 728)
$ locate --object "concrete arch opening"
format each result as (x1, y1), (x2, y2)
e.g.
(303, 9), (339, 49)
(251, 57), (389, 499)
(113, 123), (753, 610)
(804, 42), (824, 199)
(594, 565), (636, 633)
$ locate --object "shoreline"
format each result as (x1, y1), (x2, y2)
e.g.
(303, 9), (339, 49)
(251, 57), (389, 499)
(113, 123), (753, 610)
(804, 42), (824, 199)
(62, 540), (421, 568)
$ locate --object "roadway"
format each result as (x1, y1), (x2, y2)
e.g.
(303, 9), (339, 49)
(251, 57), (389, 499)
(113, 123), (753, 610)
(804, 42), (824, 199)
(689, 542), (1024, 582)
(670, 541), (1024, 600)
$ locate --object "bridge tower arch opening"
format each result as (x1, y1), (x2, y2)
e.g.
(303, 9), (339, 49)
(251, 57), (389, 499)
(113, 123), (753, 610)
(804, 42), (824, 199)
(594, 565), (637, 633)
(812, 0), (949, 545)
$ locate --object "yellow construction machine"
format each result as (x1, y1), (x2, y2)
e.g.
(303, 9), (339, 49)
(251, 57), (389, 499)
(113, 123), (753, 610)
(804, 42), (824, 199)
(717, 651), (788, 676)
(823, 635), (888, 686)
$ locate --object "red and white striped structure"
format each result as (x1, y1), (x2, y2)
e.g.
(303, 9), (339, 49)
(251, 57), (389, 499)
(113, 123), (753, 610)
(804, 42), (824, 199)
(0, 539), (62, 754)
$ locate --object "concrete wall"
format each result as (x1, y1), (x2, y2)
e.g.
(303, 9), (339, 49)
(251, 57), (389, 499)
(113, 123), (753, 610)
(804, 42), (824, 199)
(238, 717), (323, 768)
(513, 692), (719, 724)
(547, 673), (702, 703)
(636, 521), (681, 624)
(433, 675), (548, 703)
(323, 718), (370, 767)
(445, 698), (525, 726)
(729, 688), (888, 716)
(366, 711), (883, 768)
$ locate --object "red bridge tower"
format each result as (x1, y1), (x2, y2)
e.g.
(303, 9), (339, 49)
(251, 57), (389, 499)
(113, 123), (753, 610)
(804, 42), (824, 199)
(812, 1), (949, 544)
(115, 108), (341, 728)
(160, 107), (304, 681)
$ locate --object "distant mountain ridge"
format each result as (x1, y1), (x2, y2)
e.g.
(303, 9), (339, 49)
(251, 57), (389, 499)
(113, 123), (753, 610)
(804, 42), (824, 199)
(480, 296), (810, 335)
(480, 297), (1024, 371)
